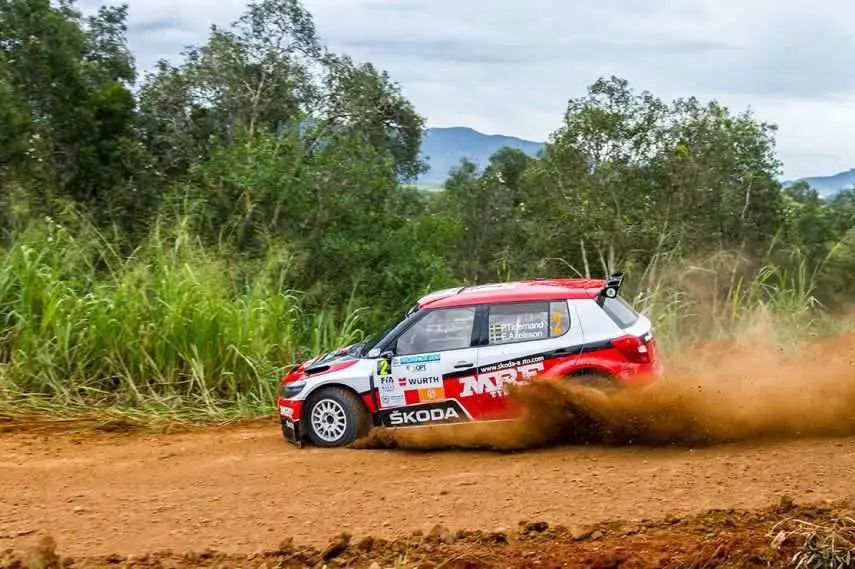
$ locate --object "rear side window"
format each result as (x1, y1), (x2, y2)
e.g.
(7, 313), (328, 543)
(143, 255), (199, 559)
(600, 296), (639, 329)
(487, 301), (570, 345)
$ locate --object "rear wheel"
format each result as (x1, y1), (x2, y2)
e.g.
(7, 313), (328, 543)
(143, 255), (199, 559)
(303, 387), (370, 448)
(562, 370), (619, 399)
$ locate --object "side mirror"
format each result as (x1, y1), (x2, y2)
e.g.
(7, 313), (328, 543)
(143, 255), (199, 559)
(380, 350), (395, 360)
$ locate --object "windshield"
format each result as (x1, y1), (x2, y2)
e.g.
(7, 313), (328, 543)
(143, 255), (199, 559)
(358, 304), (419, 356)
(360, 322), (398, 353)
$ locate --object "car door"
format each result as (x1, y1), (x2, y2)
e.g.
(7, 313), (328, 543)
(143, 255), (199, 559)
(374, 305), (478, 427)
(464, 299), (584, 420)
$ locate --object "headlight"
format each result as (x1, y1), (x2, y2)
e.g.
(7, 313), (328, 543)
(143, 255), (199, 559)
(280, 380), (306, 398)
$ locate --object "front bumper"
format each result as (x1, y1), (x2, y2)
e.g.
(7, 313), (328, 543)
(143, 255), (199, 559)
(278, 400), (304, 447)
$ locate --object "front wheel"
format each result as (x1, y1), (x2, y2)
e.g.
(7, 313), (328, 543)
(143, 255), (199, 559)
(304, 387), (370, 448)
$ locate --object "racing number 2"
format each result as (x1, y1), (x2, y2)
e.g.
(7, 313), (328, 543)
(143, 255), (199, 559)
(377, 358), (390, 376)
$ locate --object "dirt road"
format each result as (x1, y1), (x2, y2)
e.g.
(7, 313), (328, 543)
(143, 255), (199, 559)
(2, 422), (854, 561)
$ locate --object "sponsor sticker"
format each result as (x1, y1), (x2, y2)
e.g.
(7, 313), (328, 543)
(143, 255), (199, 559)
(397, 375), (443, 390)
(388, 406), (460, 426)
(405, 363), (427, 372)
(395, 353), (441, 365)
(380, 393), (405, 407)
(378, 374), (406, 408)
(377, 401), (468, 427)
(279, 405), (294, 419)
(479, 355), (545, 374)
(459, 358), (545, 398)
(417, 386), (445, 401)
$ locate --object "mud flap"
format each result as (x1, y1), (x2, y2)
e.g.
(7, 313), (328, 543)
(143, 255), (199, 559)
(368, 371), (381, 426)
(281, 420), (303, 448)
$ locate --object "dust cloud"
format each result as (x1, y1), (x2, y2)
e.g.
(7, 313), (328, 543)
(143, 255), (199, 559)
(352, 323), (855, 451)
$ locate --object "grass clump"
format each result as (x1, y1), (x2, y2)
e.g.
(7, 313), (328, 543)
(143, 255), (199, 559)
(770, 514), (855, 569)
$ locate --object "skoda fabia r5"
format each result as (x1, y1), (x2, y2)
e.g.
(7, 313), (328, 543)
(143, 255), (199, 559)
(277, 274), (662, 447)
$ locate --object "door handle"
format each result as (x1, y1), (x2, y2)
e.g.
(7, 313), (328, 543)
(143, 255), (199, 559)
(454, 361), (473, 369)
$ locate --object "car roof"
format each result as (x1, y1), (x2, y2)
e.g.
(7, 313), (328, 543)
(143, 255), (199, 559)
(417, 278), (607, 310)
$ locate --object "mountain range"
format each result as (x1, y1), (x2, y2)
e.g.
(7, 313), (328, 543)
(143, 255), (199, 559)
(787, 169), (855, 197)
(416, 127), (544, 186)
(416, 127), (855, 196)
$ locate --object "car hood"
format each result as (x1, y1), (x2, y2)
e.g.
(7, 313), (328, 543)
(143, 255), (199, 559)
(312, 343), (362, 365)
(285, 343), (364, 381)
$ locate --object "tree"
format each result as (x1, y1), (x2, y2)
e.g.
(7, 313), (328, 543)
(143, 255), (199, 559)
(518, 77), (670, 274)
(434, 148), (534, 284)
(511, 77), (786, 276)
(0, 0), (151, 232)
(138, 0), (428, 271)
(139, 0), (425, 187)
(655, 97), (785, 252)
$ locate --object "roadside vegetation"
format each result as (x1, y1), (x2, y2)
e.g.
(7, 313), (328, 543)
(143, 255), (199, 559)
(2, 0), (855, 421)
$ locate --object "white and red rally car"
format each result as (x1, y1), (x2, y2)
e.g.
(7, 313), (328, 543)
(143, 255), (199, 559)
(277, 274), (662, 447)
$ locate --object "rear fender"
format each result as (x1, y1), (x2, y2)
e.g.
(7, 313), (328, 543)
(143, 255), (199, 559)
(542, 361), (618, 381)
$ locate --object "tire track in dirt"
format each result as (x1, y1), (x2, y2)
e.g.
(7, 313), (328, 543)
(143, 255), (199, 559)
(2, 424), (855, 558)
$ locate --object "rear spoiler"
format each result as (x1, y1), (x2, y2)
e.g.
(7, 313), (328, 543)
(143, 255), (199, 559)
(597, 272), (624, 304)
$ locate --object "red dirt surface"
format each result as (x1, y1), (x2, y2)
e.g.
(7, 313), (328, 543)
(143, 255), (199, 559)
(3, 502), (851, 569)
(2, 423), (855, 567)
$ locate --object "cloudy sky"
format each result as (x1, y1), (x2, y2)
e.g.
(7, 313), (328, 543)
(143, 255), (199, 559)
(81, 0), (855, 180)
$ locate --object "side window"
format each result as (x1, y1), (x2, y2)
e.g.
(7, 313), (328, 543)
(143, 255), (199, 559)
(548, 300), (570, 336)
(600, 297), (639, 329)
(395, 307), (476, 356)
(487, 301), (571, 345)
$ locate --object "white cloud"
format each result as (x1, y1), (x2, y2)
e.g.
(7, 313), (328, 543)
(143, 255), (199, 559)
(82, 0), (855, 179)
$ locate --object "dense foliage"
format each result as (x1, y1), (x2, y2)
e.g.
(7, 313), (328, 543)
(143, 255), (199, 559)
(1, 0), (853, 414)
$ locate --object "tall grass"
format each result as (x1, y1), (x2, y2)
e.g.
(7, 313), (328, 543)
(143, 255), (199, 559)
(626, 246), (848, 353)
(541, 237), (849, 354)
(0, 213), (367, 418)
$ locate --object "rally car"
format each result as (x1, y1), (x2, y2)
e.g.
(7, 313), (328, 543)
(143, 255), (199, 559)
(277, 273), (662, 448)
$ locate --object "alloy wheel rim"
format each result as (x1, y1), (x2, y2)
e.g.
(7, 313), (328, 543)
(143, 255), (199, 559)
(310, 399), (347, 442)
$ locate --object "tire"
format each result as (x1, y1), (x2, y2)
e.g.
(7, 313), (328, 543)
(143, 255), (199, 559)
(303, 386), (370, 448)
